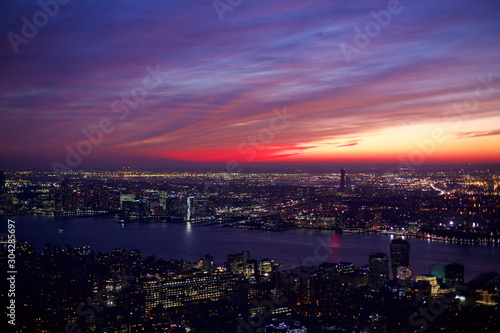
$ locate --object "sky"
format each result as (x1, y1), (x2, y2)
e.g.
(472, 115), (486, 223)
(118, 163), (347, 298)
(0, 0), (499, 171)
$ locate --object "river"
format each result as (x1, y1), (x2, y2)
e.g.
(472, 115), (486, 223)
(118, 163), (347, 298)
(2, 215), (498, 282)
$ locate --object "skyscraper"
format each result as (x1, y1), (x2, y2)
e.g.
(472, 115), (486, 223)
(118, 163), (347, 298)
(60, 178), (70, 211)
(390, 238), (410, 280)
(369, 252), (389, 290)
(340, 168), (346, 191)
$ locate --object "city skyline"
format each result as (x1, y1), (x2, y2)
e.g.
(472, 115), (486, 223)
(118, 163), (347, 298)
(1, 0), (500, 171)
(2, 2), (500, 328)
(1, 157), (499, 331)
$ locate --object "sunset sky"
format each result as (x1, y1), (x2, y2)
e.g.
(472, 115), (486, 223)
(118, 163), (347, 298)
(1, 0), (499, 170)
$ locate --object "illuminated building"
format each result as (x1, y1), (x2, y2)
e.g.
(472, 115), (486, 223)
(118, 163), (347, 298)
(243, 259), (257, 281)
(227, 250), (250, 274)
(164, 196), (186, 220)
(119, 193), (135, 209)
(416, 275), (439, 296)
(369, 252), (389, 290)
(396, 265), (412, 285)
(336, 262), (355, 275)
(476, 289), (499, 306)
(186, 196), (195, 220)
(122, 199), (150, 221)
(258, 259), (273, 277)
(196, 254), (214, 271)
(129, 249), (141, 266)
(158, 190), (169, 209)
(138, 271), (238, 312)
(257, 259), (278, 281)
(390, 238), (410, 281)
(337, 269), (369, 290)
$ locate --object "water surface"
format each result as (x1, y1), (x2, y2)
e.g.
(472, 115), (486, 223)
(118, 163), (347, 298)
(2, 216), (498, 282)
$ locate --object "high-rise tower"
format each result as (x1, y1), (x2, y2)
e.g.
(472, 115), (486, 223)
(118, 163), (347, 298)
(390, 238), (410, 280)
(369, 252), (389, 290)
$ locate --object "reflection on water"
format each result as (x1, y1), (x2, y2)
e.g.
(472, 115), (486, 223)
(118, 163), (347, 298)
(183, 222), (192, 246)
(1, 215), (498, 282)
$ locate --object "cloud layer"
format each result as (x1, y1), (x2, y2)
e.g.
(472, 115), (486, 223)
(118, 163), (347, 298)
(1, 0), (500, 169)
